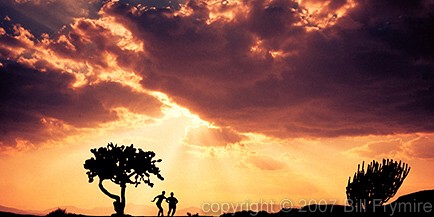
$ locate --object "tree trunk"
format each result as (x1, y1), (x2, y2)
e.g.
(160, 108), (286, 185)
(113, 183), (126, 215)
(98, 179), (123, 215)
(119, 184), (126, 215)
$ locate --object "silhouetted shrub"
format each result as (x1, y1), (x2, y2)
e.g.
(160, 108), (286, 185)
(346, 159), (410, 212)
(46, 208), (67, 216)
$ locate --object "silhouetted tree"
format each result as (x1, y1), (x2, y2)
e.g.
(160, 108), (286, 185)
(84, 143), (164, 216)
(346, 159), (410, 212)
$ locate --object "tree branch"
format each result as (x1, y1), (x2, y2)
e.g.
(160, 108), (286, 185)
(99, 178), (120, 202)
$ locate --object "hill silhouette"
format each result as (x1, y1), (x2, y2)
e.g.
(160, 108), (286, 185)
(221, 190), (434, 217)
(0, 206), (35, 216)
(0, 204), (208, 217)
(391, 190), (434, 205)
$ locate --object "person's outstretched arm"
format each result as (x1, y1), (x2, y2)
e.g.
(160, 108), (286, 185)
(151, 196), (157, 202)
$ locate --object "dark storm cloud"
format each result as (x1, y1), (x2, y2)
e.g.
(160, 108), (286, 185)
(0, 61), (162, 146)
(103, 0), (434, 138)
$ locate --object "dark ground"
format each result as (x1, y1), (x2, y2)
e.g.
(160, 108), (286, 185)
(1, 190), (433, 217)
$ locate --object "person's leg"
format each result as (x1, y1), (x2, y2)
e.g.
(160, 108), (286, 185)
(168, 206), (175, 216)
(157, 204), (164, 216)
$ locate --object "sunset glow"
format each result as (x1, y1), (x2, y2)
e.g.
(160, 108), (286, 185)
(1, 0), (434, 216)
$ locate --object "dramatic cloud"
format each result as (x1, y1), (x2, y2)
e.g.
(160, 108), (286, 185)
(0, 15), (166, 147)
(0, 3), (168, 148)
(96, 0), (434, 138)
(0, 61), (162, 146)
(1, 0), (434, 148)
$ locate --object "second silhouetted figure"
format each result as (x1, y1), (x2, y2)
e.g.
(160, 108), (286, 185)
(166, 192), (178, 216)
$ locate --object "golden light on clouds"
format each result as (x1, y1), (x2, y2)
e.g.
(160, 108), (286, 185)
(150, 91), (212, 129)
(0, 14), (147, 90)
(174, 3), (194, 17)
(0, 26), (88, 86)
(205, 0), (249, 24)
(334, 0), (357, 18)
(297, 0), (357, 30)
(249, 39), (263, 53)
(96, 16), (144, 52)
(96, 52), (144, 90)
(269, 50), (283, 58)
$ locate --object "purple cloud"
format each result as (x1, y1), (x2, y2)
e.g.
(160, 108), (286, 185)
(101, 0), (434, 137)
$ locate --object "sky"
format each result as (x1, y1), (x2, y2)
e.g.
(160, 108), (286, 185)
(1, 0), (434, 215)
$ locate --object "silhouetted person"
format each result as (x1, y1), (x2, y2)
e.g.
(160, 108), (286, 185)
(166, 192), (178, 216)
(152, 191), (166, 216)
